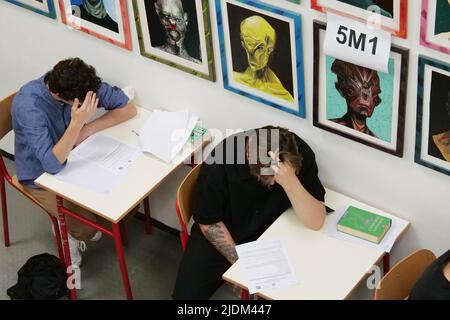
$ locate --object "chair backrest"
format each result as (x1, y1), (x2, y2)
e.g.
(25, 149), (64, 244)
(0, 93), (16, 140)
(374, 249), (436, 300)
(176, 164), (202, 227)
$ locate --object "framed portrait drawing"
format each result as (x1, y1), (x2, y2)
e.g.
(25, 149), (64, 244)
(313, 22), (408, 157)
(421, 0), (450, 55)
(3, 0), (56, 19)
(58, 0), (132, 50)
(311, 0), (408, 38)
(216, 0), (306, 118)
(416, 56), (450, 176)
(133, 0), (215, 82)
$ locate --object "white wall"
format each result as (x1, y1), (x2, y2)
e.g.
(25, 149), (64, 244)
(0, 0), (449, 271)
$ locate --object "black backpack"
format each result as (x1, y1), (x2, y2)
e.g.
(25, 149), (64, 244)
(7, 253), (68, 300)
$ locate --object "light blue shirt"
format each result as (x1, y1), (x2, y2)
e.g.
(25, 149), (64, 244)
(12, 74), (129, 187)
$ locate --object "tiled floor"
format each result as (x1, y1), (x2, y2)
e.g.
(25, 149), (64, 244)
(0, 158), (237, 300)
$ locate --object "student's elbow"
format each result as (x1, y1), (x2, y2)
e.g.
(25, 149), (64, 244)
(40, 150), (66, 175)
(42, 156), (65, 175)
(309, 219), (325, 231)
(308, 207), (326, 231)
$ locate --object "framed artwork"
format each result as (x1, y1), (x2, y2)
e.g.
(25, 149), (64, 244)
(133, 0), (215, 82)
(416, 56), (450, 176)
(216, 0), (306, 118)
(313, 22), (408, 157)
(3, 0), (56, 18)
(420, 0), (450, 55)
(58, 0), (132, 50)
(311, 0), (408, 38)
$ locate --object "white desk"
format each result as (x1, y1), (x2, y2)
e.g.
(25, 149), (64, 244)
(223, 188), (410, 300)
(35, 107), (209, 300)
(36, 107), (206, 223)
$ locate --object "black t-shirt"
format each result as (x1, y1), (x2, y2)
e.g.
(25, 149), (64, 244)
(193, 132), (325, 244)
(409, 250), (450, 300)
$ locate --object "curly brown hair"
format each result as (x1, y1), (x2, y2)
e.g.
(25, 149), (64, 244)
(46, 58), (102, 101)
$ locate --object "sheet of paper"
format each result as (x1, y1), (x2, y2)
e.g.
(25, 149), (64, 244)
(139, 109), (198, 163)
(73, 134), (142, 175)
(55, 154), (126, 195)
(324, 206), (409, 253)
(172, 113), (199, 157)
(54, 134), (142, 194)
(235, 240), (298, 294)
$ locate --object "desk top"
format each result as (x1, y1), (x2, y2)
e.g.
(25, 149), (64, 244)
(35, 107), (208, 224)
(222, 188), (410, 300)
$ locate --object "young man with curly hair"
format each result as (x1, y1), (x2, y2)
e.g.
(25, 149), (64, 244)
(12, 58), (137, 266)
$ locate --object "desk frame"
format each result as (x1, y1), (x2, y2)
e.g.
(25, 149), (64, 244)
(56, 196), (152, 300)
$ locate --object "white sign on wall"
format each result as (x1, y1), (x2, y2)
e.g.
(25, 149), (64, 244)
(324, 13), (392, 73)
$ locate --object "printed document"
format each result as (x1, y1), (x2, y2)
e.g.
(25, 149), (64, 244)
(54, 134), (142, 194)
(235, 240), (298, 294)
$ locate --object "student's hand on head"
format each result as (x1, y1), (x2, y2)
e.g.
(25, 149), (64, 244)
(71, 91), (98, 129)
(269, 151), (297, 188)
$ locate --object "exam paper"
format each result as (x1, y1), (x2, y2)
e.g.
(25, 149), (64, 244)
(139, 110), (198, 163)
(55, 154), (126, 194)
(324, 206), (409, 253)
(235, 240), (298, 295)
(73, 134), (142, 175)
(54, 134), (142, 194)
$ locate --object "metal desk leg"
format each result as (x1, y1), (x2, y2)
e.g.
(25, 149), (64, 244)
(241, 289), (250, 300)
(144, 197), (152, 235)
(119, 221), (128, 246)
(383, 252), (390, 275)
(56, 196), (77, 300)
(112, 223), (133, 300)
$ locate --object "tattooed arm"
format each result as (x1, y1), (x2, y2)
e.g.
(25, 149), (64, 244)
(199, 222), (238, 264)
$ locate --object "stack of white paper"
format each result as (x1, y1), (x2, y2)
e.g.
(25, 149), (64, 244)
(139, 109), (198, 163)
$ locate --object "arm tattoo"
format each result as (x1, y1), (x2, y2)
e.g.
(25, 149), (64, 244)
(204, 223), (238, 264)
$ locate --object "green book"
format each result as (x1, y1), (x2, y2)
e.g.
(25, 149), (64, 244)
(190, 125), (207, 143)
(337, 206), (392, 244)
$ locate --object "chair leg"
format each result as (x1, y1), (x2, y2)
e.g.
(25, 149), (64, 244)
(0, 174), (10, 247)
(50, 217), (64, 264)
(144, 197), (152, 235)
(120, 221), (128, 246)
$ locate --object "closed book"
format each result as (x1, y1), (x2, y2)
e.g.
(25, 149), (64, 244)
(337, 206), (392, 244)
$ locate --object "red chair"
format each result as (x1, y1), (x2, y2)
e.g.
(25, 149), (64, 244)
(175, 164), (250, 300)
(0, 92), (64, 261)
